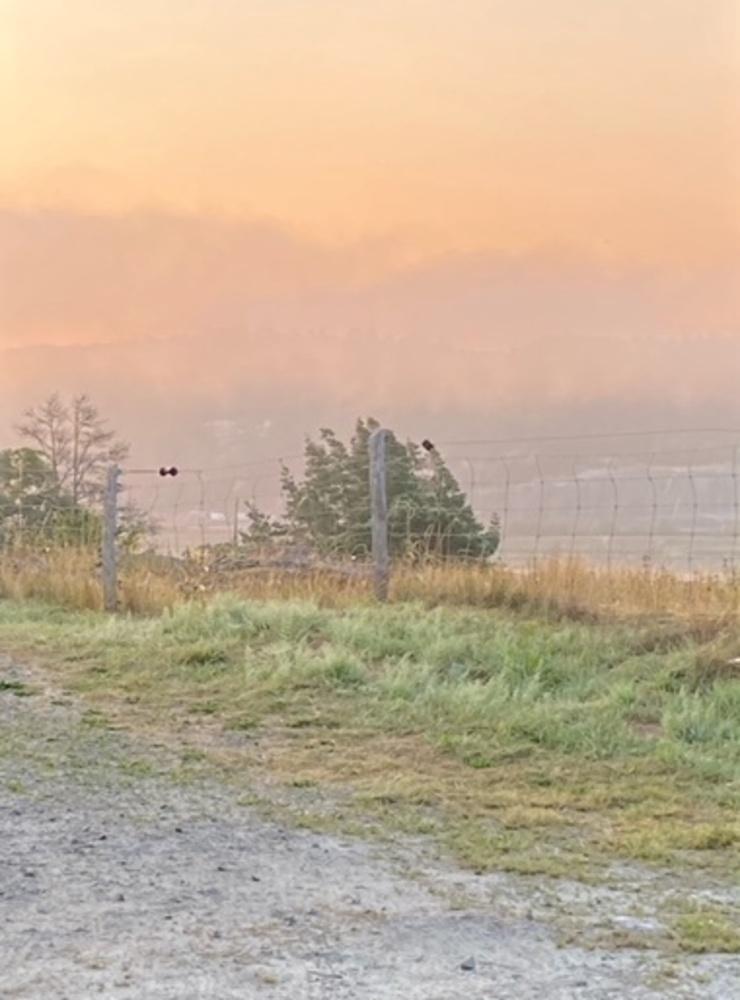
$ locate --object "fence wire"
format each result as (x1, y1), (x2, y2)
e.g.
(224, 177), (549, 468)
(113, 431), (740, 574)
(3, 430), (739, 576)
(439, 438), (740, 573)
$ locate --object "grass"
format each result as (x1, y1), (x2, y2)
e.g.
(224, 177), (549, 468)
(3, 545), (740, 628)
(1, 593), (738, 882)
(670, 905), (740, 954)
(0, 679), (33, 696)
(0, 548), (183, 614)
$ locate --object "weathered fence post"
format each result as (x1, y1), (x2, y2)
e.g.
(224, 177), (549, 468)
(102, 464), (120, 612)
(369, 428), (390, 600)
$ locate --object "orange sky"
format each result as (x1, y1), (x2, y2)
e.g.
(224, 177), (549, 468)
(1, 1), (739, 460)
(3, 0), (738, 266)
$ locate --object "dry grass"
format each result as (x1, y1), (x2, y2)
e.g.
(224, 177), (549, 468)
(2, 547), (739, 636)
(0, 548), (185, 614)
(393, 559), (740, 629)
(0, 548), (106, 611)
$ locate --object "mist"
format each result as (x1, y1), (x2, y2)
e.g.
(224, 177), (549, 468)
(2, 209), (738, 467)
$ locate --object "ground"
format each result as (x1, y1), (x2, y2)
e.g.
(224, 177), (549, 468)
(2, 652), (739, 1000)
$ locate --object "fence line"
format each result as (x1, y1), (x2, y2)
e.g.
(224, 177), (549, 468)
(3, 427), (740, 610)
(109, 439), (740, 569)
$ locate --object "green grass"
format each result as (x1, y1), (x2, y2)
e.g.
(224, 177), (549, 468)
(670, 905), (740, 953)
(0, 679), (34, 696)
(0, 595), (738, 879)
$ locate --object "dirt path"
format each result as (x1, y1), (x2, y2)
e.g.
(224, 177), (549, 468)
(1, 655), (737, 999)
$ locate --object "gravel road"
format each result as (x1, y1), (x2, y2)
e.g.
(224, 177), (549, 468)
(1, 654), (738, 999)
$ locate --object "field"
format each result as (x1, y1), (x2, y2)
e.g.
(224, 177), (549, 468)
(1, 554), (740, 983)
(1, 563), (739, 879)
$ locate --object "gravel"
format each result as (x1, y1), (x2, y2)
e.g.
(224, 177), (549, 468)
(1, 654), (738, 999)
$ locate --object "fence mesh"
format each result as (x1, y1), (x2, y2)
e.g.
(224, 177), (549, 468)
(3, 430), (740, 603)
(116, 433), (740, 574)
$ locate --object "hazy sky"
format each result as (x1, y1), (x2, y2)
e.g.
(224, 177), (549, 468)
(1, 1), (739, 461)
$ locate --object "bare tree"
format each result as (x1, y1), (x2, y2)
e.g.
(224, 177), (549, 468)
(16, 393), (129, 504)
(15, 393), (69, 486)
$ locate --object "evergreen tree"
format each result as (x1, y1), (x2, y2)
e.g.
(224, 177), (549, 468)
(240, 501), (287, 546)
(415, 450), (499, 557)
(0, 448), (58, 542)
(0, 447), (101, 546)
(243, 418), (498, 559)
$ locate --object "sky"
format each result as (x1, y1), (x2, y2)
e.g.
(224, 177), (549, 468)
(1, 0), (739, 465)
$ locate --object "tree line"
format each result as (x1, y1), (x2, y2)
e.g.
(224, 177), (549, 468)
(1, 399), (498, 560)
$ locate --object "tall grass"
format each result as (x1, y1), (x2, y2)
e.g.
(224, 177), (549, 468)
(0, 548), (106, 610)
(394, 559), (740, 627)
(0, 548), (181, 614)
(1, 547), (738, 634)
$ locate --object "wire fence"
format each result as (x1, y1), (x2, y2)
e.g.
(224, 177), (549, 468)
(439, 438), (740, 574)
(2, 430), (740, 591)
(114, 430), (740, 575)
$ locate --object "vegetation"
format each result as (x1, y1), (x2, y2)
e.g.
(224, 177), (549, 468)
(1, 402), (737, 920)
(16, 393), (129, 505)
(0, 394), (139, 549)
(670, 905), (740, 954)
(2, 543), (740, 626)
(243, 418), (499, 559)
(1, 593), (738, 883)
(0, 447), (101, 547)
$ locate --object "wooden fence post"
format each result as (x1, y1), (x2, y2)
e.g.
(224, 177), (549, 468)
(369, 428), (390, 600)
(102, 464), (120, 612)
